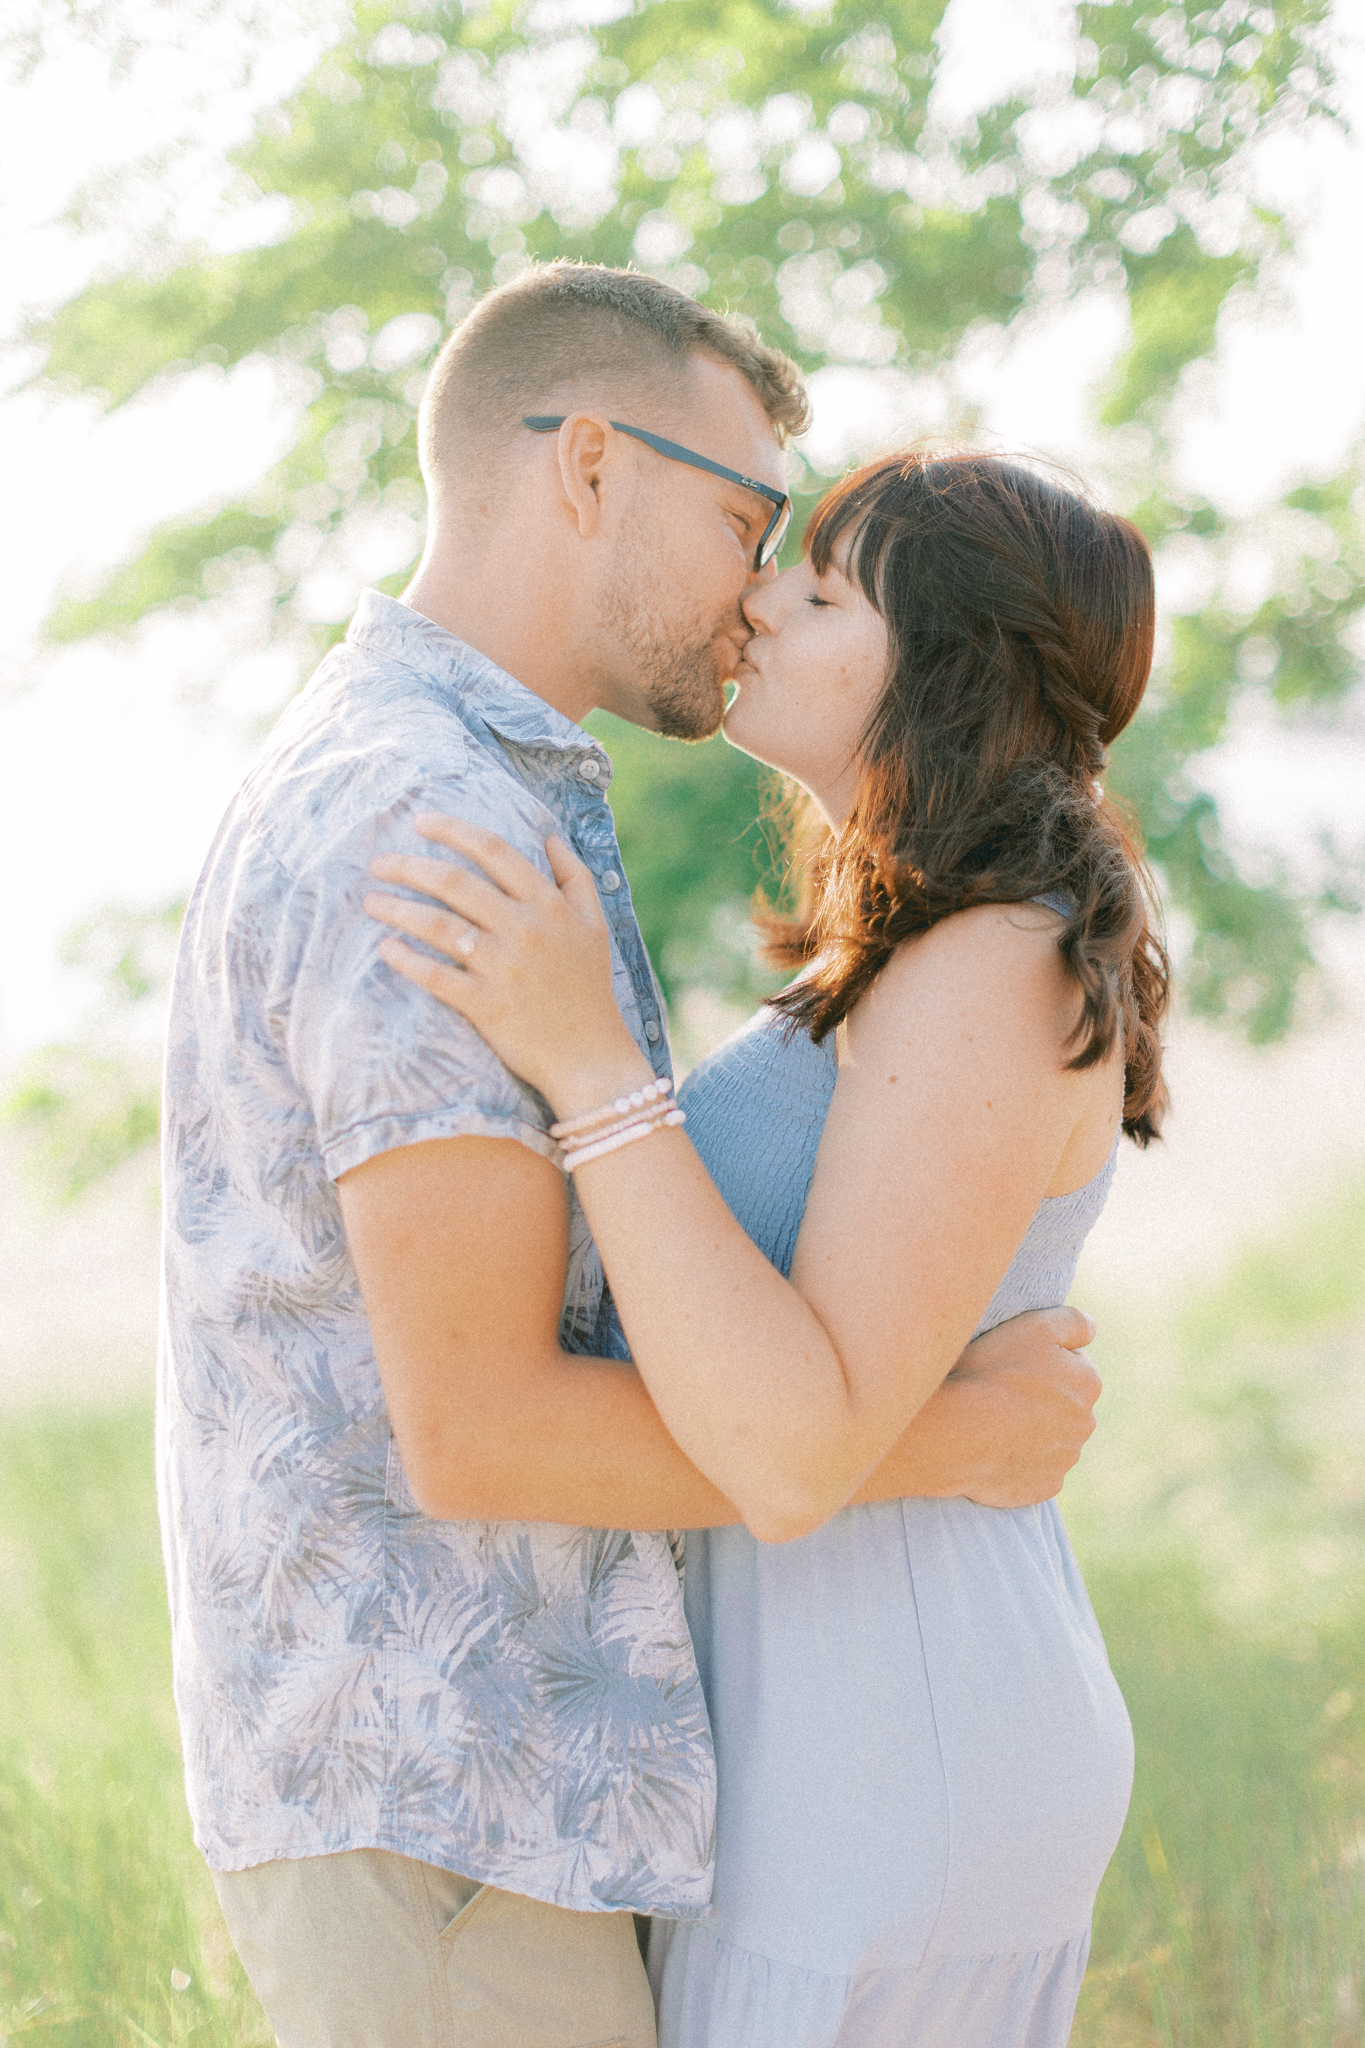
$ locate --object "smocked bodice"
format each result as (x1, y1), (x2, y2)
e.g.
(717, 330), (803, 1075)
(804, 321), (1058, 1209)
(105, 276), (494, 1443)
(679, 1003), (1115, 1336)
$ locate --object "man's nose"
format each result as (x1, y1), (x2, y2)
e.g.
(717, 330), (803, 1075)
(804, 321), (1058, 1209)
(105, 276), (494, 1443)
(741, 564), (778, 631)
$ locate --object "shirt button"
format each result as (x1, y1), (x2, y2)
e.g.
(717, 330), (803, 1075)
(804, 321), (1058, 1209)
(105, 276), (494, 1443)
(600, 869), (622, 893)
(644, 1018), (661, 1044)
(577, 757), (602, 781)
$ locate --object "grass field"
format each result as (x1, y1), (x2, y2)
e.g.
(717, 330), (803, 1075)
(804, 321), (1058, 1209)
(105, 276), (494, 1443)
(0, 1409), (270, 2046)
(3, 1189), (1365, 2044)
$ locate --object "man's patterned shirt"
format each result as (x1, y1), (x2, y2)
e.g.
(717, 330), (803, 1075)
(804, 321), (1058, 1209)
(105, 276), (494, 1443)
(157, 590), (715, 1913)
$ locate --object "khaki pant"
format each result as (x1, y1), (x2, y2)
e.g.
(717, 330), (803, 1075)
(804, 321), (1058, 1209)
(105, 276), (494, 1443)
(212, 1847), (657, 2048)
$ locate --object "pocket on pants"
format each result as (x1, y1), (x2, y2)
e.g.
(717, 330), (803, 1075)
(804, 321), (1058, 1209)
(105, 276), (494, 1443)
(437, 1885), (655, 2048)
(437, 1883), (494, 1946)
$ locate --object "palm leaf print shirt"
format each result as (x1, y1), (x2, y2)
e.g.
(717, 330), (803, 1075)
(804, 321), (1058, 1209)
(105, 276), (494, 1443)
(157, 591), (715, 1913)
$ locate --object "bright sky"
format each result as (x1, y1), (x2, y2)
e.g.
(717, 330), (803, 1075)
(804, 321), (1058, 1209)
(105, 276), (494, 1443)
(1, 0), (1363, 1061)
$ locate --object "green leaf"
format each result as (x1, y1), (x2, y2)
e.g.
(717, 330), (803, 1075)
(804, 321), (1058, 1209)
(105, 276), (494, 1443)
(1102, 233), (1249, 428)
(2, 1046), (161, 1204)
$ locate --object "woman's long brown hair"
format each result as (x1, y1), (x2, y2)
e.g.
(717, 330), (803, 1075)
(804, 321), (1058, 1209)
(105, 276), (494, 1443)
(760, 451), (1169, 1145)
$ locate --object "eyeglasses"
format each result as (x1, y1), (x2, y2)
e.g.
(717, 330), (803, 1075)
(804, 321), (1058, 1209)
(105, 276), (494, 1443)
(523, 415), (791, 571)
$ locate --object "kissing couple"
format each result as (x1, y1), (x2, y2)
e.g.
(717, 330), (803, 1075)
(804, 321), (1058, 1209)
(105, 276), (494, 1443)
(158, 259), (1167, 2048)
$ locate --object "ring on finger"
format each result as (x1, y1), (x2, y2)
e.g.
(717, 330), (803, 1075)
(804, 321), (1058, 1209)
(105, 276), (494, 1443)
(456, 929), (478, 962)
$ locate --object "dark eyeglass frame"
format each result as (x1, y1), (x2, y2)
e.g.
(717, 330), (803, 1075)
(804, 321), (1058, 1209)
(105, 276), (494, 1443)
(524, 415), (791, 570)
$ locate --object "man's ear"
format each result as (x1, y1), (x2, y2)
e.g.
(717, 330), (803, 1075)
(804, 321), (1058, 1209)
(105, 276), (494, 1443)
(553, 413), (614, 539)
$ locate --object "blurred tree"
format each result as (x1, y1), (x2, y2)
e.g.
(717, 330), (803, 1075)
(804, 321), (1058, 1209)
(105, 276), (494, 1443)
(18, 0), (1363, 1061)
(2, 899), (183, 1201)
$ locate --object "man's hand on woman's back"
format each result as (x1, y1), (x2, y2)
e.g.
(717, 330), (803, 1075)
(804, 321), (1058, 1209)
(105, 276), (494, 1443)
(850, 1306), (1101, 1511)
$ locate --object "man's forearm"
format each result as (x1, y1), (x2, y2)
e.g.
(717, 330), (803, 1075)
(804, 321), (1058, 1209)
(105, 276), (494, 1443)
(401, 1344), (743, 1530)
(851, 1308), (1101, 1512)
(404, 1321), (1094, 1530)
(415, 1347), (980, 1530)
(849, 1376), (990, 1506)
(341, 1135), (743, 1531)
(409, 1323), (1097, 1529)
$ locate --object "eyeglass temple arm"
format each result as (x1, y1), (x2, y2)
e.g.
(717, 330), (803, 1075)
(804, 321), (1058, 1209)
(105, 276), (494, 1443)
(522, 416), (787, 511)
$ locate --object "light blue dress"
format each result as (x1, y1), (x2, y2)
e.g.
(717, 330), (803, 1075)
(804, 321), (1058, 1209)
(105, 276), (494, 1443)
(647, 1004), (1134, 2048)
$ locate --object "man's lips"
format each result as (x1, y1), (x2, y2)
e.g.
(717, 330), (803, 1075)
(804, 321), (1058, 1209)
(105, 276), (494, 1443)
(716, 633), (752, 681)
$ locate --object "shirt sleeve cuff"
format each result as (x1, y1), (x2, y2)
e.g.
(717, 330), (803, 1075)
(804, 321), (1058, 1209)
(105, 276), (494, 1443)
(322, 1105), (561, 1182)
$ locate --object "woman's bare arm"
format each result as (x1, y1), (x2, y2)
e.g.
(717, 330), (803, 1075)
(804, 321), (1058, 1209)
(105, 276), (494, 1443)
(366, 821), (1117, 1541)
(338, 1129), (1100, 1529)
(551, 911), (1111, 1539)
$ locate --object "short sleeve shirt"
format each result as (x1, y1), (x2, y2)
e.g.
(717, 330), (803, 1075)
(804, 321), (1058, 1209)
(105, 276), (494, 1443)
(156, 591), (715, 1913)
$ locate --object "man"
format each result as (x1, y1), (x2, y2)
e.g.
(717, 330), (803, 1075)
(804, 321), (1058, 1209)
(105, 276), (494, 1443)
(158, 262), (1101, 2048)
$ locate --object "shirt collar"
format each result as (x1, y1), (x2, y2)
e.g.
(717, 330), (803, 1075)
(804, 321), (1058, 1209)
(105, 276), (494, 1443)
(345, 589), (613, 784)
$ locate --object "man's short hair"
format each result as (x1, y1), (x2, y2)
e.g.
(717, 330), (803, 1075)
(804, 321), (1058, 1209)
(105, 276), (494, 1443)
(419, 261), (808, 497)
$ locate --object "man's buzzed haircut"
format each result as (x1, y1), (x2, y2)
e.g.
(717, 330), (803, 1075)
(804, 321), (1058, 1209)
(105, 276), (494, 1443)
(420, 261), (809, 498)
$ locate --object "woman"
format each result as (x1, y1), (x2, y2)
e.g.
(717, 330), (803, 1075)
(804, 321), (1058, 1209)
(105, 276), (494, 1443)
(365, 451), (1168, 2048)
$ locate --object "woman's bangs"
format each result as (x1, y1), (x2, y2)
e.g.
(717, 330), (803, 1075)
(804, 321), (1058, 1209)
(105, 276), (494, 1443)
(804, 488), (864, 577)
(805, 483), (894, 613)
(804, 449), (938, 612)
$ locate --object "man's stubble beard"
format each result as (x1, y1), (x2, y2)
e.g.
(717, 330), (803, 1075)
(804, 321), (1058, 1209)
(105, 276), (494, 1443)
(595, 535), (732, 743)
(644, 635), (727, 742)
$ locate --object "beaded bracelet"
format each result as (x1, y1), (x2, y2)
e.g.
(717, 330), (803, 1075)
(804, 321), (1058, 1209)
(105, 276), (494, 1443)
(550, 1076), (673, 1144)
(558, 1094), (678, 1161)
(561, 1106), (686, 1173)
(565, 1097), (681, 1144)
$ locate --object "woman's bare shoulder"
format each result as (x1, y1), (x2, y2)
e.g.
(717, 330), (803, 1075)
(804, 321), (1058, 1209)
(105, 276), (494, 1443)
(879, 900), (1071, 996)
(844, 901), (1076, 1057)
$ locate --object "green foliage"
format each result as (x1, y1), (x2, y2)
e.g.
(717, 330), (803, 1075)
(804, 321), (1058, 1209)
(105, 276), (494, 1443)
(1273, 470), (1365, 706)
(1100, 233), (1249, 426)
(48, 504), (291, 644)
(1110, 700), (1321, 1039)
(23, 0), (1363, 1054)
(2, 1047), (161, 1203)
(1107, 450), (1365, 1036)
(1182, 1181), (1365, 1357)
(57, 898), (186, 1007)
(587, 710), (789, 999)
(1, 900), (182, 1201)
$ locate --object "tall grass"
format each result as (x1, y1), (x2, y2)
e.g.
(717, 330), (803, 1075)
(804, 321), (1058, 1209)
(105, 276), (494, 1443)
(4, 1406), (1364, 2046)
(1074, 1557), (1365, 2046)
(1065, 1175), (1365, 2044)
(0, 1409), (269, 2045)
(3, 1184), (1365, 2042)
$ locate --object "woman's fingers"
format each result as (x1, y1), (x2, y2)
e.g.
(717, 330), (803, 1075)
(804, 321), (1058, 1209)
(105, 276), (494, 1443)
(413, 813), (560, 905)
(365, 891), (479, 965)
(368, 851), (511, 933)
(376, 936), (485, 1017)
(371, 822), (634, 1104)
(544, 834), (604, 920)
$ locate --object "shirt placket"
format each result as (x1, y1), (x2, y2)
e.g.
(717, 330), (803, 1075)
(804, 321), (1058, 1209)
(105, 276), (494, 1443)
(554, 746), (672, 1085)
(443, 681), (670, 1079)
